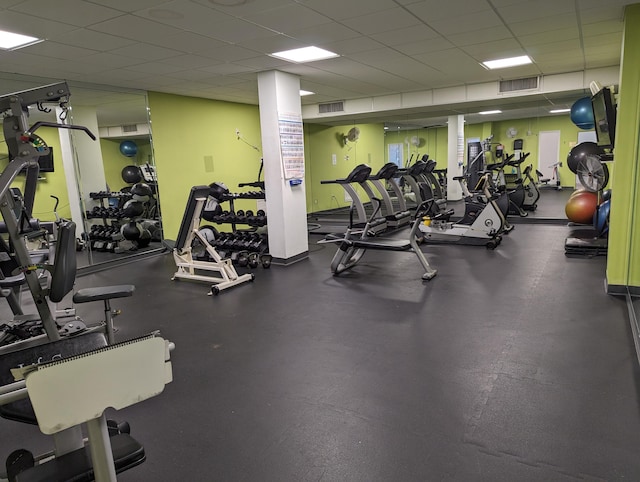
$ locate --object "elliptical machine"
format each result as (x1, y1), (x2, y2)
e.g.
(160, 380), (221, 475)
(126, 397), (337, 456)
(418, 173), (506, 249)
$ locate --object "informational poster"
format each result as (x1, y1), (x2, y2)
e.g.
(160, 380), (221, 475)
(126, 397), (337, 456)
(278, 112), (304, 180)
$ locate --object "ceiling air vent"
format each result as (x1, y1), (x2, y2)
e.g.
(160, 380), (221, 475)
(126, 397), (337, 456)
(318, 101), (344, 114)
(121, 124), (138, 133)
(499, 76), (539, 93)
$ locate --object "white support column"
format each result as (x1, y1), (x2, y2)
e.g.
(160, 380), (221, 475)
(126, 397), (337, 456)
(257, 71), (309, 264)
(447, 114), (465, 201)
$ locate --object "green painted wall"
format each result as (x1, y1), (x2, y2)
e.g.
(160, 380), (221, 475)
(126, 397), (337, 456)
(0, 127), (71, 221)
(606, 3), (640, 289)
(383, 127), (448, 168)
(100, 138), (153, 192)
(304, 122), (384, 213)
(147, 92), (263, 240)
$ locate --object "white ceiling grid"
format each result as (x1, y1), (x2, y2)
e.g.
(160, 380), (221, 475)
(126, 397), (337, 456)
(0, 0), (635, 126)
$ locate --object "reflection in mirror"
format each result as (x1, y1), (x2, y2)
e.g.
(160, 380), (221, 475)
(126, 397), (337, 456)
(0, 72), (162, 271)
(305, 102), (588, 226)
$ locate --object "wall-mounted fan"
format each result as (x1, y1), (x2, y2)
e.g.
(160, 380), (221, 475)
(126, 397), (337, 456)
(506, 126), (518, 138)
(342, 127), (360, 146)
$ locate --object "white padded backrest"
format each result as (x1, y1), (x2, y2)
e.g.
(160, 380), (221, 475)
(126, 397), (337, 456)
(25, 336), (172, 435)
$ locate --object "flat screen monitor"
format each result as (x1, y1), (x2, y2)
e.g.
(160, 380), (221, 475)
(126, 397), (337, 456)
(591, 87), (616, 150)
(37, 149), (54, 172)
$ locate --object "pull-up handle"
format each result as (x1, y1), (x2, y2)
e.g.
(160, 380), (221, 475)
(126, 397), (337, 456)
(29, 121), (96, 140)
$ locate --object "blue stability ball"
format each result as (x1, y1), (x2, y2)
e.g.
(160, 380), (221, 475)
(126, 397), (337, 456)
(570, 97), (595, 130)
(119, 140), (138, 157)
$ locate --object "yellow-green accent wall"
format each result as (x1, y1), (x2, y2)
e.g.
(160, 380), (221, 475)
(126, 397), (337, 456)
(606, 3), (640, 289)
(0, 127), (71, 221)
(147, 92), (263, 240)
(100, 138), (153, 192)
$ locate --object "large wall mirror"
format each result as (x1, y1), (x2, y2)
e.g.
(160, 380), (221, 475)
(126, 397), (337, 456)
(0, 72), (163, 272)
(304, 100), (589, 223)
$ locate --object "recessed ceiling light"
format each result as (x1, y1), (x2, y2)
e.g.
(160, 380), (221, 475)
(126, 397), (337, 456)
(478, 110), (502, 115)
(549, 108), (571, 113)
(300, 90), (315, 96)
(0, 29), (42, 50)
(270, 46), (339, 63)
(482, 55), (532, 70)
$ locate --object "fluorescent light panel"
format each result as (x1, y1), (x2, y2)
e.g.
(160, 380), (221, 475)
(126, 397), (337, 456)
(478, 110), (502, 115)
(299, 90), (315, 96)
(271, 46), (339, 63)
(0, 29), (41, 49)
(550, 108), (570, 113)
(482, 55), (532, 70)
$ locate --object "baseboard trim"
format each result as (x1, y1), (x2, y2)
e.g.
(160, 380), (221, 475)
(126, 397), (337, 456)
(271, 251), (309, 266)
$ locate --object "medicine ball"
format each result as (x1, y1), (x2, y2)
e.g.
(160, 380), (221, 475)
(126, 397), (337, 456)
(209, 182), (229, 202)
(122, 199), (144, 218)
(567, 142), (604, 174)
(121, 165), (142, 184)
(131, 182), (153, 202)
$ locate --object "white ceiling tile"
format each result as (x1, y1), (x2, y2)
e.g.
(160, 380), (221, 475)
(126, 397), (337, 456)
(462, 38), (524, 60)
(198, 63), (256, 75)
(108, 43), (183, 61)
(89, 0), (171, 12)
(77, 52), (144, 69)
(159, 55), (222, 70)
(49, 28), (138, 51)
(0, 9), (77, 37)
(122, 61), (185, 74)
(405, 0), (492, 23)
(9, 0), (123, 27)
(324, 37), (386, 55)
(497, 0), (576, 23)
(21, 41), (98, 60)
(447, 27), (514, 47)
(190, 0), (292, 17)
(286, 22), (361, 45)
(509, 14), (581, 36)
(583, 32), (622, 48)
(434, 10), (504, 35)
(164, 69), (220, 81)
(299, 0), (399, 21)
(143, 31), (227, 54)
(203, 45), (262, 62)
(519, 28), (580, 48)
(88, 15), (184, 43)
(236, 35), (303, 54)
(341, 7), (422, 35)
(369, 24), (441, 46)
(394, 37), (455, 56)
(581, 19), (624, 35)
(578, 6), (626, 24)
(243, 4), (333, 34)
(237, 55), (290, 70)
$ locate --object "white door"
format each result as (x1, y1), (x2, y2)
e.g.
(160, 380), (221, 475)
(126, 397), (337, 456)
(538, 131), (561, 184)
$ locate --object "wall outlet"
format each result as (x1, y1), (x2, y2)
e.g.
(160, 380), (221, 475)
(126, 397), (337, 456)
(332, 154), (336, 165)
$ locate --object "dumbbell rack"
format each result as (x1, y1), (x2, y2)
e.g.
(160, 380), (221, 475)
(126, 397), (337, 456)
(85, 191), (131, 253)
(203, 182), (271, 268)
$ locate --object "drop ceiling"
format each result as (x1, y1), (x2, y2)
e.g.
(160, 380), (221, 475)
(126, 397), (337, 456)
(0, 0), (633, 127)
